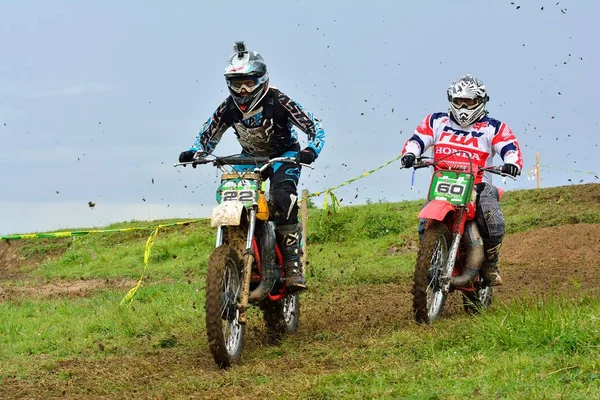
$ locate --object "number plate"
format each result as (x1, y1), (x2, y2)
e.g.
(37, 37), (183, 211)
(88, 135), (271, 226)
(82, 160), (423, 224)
(216, 179), (259, 206)
(428, 171), (474, 205)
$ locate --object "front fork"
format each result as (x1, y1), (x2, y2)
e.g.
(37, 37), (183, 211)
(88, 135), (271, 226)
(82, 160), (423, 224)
(230, 208), (256, 325)
(440, 208), (467, 293)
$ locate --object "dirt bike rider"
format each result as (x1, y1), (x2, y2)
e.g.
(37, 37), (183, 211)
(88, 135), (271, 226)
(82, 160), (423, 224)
(400, 74), (523, 286)
(179, 42), (325, 292)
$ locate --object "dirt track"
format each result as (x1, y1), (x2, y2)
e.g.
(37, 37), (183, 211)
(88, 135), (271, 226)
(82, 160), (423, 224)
(300, 223), (600, 338)
(499, 223), (600, 299)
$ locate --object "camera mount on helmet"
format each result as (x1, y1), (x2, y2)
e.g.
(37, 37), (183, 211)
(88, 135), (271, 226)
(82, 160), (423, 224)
(234, 41), (247, 59)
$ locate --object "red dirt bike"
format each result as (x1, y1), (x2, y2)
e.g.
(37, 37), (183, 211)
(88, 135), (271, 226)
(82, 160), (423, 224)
(177, 155), (309, 368)
(409, 156), (514, 324)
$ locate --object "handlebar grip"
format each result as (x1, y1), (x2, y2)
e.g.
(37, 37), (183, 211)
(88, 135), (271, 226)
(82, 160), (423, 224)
(481, 166), (503, 175)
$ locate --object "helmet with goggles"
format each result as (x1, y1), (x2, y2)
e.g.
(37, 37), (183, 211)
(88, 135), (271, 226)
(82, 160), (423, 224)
(447, 74), (489, 127)
(224, 41), (270, 113)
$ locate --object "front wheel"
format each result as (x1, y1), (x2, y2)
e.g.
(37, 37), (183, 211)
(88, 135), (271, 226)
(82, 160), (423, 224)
(205, 245), (246, 368)
(260, 293), (300, 343)
(462, 285), (493, 315)
(412, 221), (451, 324)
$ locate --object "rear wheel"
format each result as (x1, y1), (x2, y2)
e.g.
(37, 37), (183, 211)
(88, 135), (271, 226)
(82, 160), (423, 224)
(261, 293), (300, 343)
(205, 245), (246, 368)
(413, 221), (451, 324)
(462, 285), (493, 315)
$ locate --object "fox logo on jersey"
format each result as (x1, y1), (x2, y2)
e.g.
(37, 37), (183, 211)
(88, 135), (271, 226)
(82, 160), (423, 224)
(439, 126), (483, 147)
(472, 121), (489, 130)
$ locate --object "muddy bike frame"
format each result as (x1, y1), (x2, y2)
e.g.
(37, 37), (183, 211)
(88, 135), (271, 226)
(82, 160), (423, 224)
(408, 153), (516, 323)
(415, 158), (510, 291)
(176, 155), (311, 323)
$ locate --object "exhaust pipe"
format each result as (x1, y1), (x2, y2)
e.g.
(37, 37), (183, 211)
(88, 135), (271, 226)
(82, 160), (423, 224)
(450, 221), (485, 288)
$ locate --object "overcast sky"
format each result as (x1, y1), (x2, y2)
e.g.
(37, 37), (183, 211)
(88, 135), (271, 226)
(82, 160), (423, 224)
(1, 0), (598, 235)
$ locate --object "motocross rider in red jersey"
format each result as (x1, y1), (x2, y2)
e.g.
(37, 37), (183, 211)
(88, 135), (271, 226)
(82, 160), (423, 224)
(401, 75), (523, 286)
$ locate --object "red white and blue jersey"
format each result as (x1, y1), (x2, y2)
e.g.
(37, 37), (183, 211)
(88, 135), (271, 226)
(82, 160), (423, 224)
(402, 113), (523, 184)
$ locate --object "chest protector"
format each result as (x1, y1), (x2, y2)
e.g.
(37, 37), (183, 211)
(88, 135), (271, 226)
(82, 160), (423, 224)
(224, 88), (285, 126)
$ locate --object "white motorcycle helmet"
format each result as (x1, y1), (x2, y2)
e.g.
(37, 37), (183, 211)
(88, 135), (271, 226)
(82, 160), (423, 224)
(224, 41), (270, 113)
(447, 75), (489, 127)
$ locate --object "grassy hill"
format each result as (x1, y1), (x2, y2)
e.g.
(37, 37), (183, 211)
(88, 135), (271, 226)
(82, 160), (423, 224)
(1, 184), (599, 399)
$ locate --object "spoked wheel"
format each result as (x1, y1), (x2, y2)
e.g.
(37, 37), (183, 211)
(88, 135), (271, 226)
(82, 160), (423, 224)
(462, 285), (493, 315)
(205, 245), (246, 368)
(260, 292), (300, 343)
(413, 221), (451, 324)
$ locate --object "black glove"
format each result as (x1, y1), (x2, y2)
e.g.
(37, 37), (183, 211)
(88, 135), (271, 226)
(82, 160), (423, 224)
(501, 163), (520, 177)
(296, 148), (317, 165)
(179, 150), (196, 163)
(401, 153), (416, 168)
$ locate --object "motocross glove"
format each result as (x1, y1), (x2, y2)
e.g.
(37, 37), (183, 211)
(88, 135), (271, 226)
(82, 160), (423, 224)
(296, 148), (317, 165)
(401, 153), (416, 168)
(179, 150), (196, 163)
(501, 163), (520, 177)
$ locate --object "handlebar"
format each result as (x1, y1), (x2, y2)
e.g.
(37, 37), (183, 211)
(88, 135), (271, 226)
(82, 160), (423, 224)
(411, 157), (517, 180)
(174, 155), (314, 171)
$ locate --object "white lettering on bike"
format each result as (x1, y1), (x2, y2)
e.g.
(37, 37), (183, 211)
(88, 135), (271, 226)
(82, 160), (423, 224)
(435, 182), (465, 196)
(435, 147), (481, 161)
(222, 190), (254, 202)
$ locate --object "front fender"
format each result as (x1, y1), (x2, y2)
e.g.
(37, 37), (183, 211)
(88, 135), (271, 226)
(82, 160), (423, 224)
(210, 201), (246, 227)
(497, 187), (504, 201)
(418, 200), (456, 221)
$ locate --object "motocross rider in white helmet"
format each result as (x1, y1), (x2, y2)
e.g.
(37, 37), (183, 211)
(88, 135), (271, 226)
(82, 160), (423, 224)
(401, 74), (523, 286)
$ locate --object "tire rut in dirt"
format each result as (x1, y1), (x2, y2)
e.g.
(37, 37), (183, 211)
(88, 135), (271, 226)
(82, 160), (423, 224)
(205, 245), (245, 368)
(412, 221), (451, 324)
(260, 293), (300, 344)
(462, 286), (493, 315)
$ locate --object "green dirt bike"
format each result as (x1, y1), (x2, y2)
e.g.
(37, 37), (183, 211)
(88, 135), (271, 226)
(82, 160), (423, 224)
(177, 155), (309, 368)
(409, 156), (514, 324)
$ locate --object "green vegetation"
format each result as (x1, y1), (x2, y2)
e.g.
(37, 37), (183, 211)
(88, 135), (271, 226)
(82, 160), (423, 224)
(501, 183), (600, 233)
(0, 183), (599, 398)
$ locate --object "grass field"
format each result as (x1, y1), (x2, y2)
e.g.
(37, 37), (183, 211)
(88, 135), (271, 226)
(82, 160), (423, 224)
(1, 183), (599, 399)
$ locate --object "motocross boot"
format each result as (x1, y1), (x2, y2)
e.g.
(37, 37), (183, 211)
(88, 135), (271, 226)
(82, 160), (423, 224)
(275, 223), (306, 293)
(480, 244), (503, 286)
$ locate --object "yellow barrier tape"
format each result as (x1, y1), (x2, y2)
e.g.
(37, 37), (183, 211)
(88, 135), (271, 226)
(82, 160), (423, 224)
(120, 226), (160, 306)
(322, 190), (341, 213)
(118, 219), (202, 305)
(308, 155), (402, 198)
(307, 155), (402, 212)
(0, 220), (201, 241)
(539, 164), (599, 176)
(0, 219), (201, 305)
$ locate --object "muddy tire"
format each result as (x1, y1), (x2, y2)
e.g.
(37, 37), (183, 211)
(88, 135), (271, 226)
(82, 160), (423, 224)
(462, 286), (493, 315)
(412, 221), (451, 324)
(205, 245), (246, 368)
(261, 293), (300, 343)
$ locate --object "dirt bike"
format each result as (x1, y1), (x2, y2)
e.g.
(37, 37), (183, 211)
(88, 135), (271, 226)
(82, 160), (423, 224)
(177, 155), (309, 368)
(409, 156), (514, 324)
